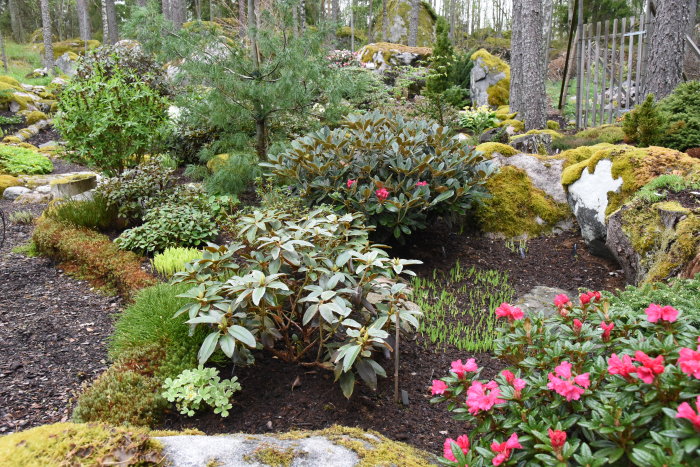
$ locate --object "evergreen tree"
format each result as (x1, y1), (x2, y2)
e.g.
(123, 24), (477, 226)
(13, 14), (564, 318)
(420, 17), (455, 125)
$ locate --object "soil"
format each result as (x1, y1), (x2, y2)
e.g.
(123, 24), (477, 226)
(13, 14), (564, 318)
(0, 110), (26, 136)
(665, 189), (700, 210)
(27, 127), (61, 148)
(0, 200), (122, 434)
(160, 223), (626, 453)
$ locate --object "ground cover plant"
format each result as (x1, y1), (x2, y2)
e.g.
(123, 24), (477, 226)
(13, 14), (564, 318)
(431, 285), (700, 466)
(152, 247), (202, 277)
(265, 111), (494, 240)
(0, 144), (53, 175)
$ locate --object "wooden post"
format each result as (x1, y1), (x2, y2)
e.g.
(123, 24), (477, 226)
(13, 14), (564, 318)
(608, 18), (618, 124)
(617, 17), (627, 119)
(584, 23), (593, 127)
(634, 14), (645, 107)
(592, 21), (601, 126)
(575, 0), (585, 129)
(625, 17), (635, 111)
(558, 0), (579, 110)
(598, 20), (609, 127)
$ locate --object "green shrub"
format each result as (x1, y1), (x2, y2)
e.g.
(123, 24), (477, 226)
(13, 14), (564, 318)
(152, 247), (202, 277)
(622, 94), (665, 147)
(657, 80), (700, 152)
(55, 62), (169, 175)
(265, 112), (494, 240)
(0, 144), (53, 175)
(458, 105), (500, 135)
(8, 210), (33, 224)
(608, 277), (700, 321)
(162, 366), (241, 417)
(44, 195), (115, 230)
(204, 152), (259, 195)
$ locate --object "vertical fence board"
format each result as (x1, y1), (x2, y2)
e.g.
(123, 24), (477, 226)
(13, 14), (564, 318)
(625, 17), (635, 111)
(576, 7), (585, 128)
(599, 20), (609, 127)
(608, 18), (618, 124)
(617, 17), (627, 117)
(635, 13), (645, 106)
(584, 23), (593, 127)
(592, 21), (601, 125)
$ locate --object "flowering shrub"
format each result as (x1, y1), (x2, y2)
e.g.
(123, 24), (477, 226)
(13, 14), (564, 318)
(431, 291), (700, 466)
(265, 112), (494, 240)
(327, 49), (359, 68)
(173, 207), (422, 398)
(458, 106), (500, 136)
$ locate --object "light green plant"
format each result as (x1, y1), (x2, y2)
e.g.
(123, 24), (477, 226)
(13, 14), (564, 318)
(162, 366), (241, 417)
(8, 210), (33, 224)
(634, 174), (699, 203)
(152, 247), (202, 277)
(0, 144), (53, 175)
(458, 105), (500, 136)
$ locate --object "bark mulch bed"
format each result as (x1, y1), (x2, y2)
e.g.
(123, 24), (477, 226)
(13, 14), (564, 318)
(0, 200), (122, 435)
(161, 223), (626, 453)
(27, 126), (61, 148)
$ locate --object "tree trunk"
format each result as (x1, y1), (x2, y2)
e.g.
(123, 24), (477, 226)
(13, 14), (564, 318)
(381, 0), (388, 41)
(40, 0), (54, 71)
(105, 0), (119, 44)
(9, 0), (25, 43)
(255, 117), (267, 160)
(350, 0), (355, 51)
(542, 0), (554, 71)
(408, 0), (419, 46)
(368, 0), (374, 42)
(1, 34), (8, 73)
(510, 4), (523, 114)
(171, 0), (186, 29)
(162, 0), (172, 21)
(515, 0), (547, 130)
(644, 0), (692, 100)
(76, 0), (92, 42)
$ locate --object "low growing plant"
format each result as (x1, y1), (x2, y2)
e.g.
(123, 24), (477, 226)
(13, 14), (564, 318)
(162, 366), (241, 417)
(44, 195), (115, 231)
(458, 106), (500, 136)
(0, 144), (53, 175)
(173, 207), (423, 398)
(431, 290), (700, 466)
(152, 247), (202, 277)
(265, 112), (494, 240)
(8, 210), (33, 225)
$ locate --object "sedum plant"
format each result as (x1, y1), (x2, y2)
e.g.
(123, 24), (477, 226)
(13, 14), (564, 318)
(431, 291), (700, 466)
(173, 207), (422, 398)
(162, 366), (241, 417)
(265, 112), (494, 240)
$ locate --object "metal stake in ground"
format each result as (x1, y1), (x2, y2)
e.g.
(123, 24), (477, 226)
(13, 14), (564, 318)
(394, 307), (400, 404)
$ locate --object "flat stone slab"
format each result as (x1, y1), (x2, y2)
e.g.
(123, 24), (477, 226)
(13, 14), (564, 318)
(155, 434), (360, 467)
(514, 285), (573, 318)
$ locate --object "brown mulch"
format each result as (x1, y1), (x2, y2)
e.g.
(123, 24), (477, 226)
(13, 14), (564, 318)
(26, 126), (61, 148)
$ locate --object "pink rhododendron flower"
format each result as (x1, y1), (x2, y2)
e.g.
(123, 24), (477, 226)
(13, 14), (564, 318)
(608, 353), (637, 379)
(679, 346), (700, 379)
(375, 188), (389, 200)
(579, 292), (591, 305)
(513, 378), (526, 391)
(501, 370), (514, 383)
(415, 181), (428, 186)
(495, 303), (524, 321)
(547, 361), (589, 401)
(431, 380), (448, 395)
(600, 321), (614, 341)
(634, 351), (664, 384)
(466, 380), (505, 415)
(500, 370), (526, 397)
(443, 434), (470, 462)
(676, 396), (700, 431)
(451, 359), (478, 378)
(645, 303), (679, 323)
(554, 294), (571, 308)
(548, 429), (566, 449)
(346, 179), (357, 188)
(490, 433), (522, 466)
(573, 319), (583, 333)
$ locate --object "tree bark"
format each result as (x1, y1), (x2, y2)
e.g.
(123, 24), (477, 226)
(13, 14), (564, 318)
(171, 0), (186, 29)
(515, 0), (547, 130)
(40, 0), (54, 71)
(510, 3), (523, 115)
(644, 0), (692, 100)
(368, 0), (374, 42)
(1, 34), (9, 73)
(76, 0), (92, 42)
(9, 0), (24, 43)
(105, 0), (119, 44)
(381, 0), (388, 41)
(408, 0), (419, 46)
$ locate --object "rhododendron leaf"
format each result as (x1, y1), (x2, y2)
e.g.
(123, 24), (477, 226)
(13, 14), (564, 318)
(430, 189), (454, 205)
(342, 345), (362, 373)
(319, 304), (336, 323)
(219, 334), (235, 358)
(229, 325), (255, 348)
(251, 287), (265, 306)
(367, 359), (386, 378)
(198, 331), (220, 364)
(302, 305), (318, 325)
(339, 371), (355, 399)
(355, 359), (377, 389)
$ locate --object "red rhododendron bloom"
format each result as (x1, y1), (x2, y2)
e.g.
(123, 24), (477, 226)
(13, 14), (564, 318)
(451, 358), (478, 378)
(490, 433), (522, 466)
(415, 181), (428, 186)
(679, 346), (700, 379)
(346, 179), (356, 188)
(645, 303), (679, 323)
(513, 378), (526, 391)
(633, 351), (665, 384)
(548, 429), (566, 449)
(608, 353), (637, 379)
(600, 321), (614, 341)
(547, 361), (590, 401)
(554, 294), (571, 308)
(443, 435), (470, 462)
(579, 292), (591, 305)
(431, 379), (448, 395)
(573, 319), (583, 333)
(501, 370), (515, 383)
(494, 303), (524, 321)
(676, 396), (700, 431)
(466, 381), (505, 415)
(375, 188), (389, 200)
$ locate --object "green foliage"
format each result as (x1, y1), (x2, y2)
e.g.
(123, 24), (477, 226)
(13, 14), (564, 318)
(152, 247), (203, 277)
(8, 210), (33, 225)
(204, 152), (260, 196)
(162, 366), (241, 417)
(458, 105), (500, 136)
(265, 112), (494, 240)
(412, 262), (515, 351)
(44, 196), (115, 231)
(609, 278), (700, 324)
(657, 81), (700, 152)
(337, 66), (390, 112)
(0, 144), (53, 175)
(634, 174), (700, 203)
(622, 94), (665, 148)
(420, 17), (456, 125)
(446, 51), (475, 106)
(55, 62), (169, 175)
(173, 208), (422, 398)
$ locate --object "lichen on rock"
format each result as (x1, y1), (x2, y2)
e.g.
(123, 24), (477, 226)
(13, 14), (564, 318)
(357, 42), (432, 71)
(470, 49), (510, 107)
(371, 0), (437, 47)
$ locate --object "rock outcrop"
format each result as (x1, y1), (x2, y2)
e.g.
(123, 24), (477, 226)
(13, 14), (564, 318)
(358, 42), (432, 71)
(470, 49), (510, 107)
(371, 0), (437, 47)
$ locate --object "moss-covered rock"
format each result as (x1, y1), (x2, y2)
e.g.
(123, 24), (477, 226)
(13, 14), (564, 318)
(476, 166), (570, 238)
(19, 110), (47, 125)
(498, 118), (524, 132)
(575, 124), (625, 144)
(495, 105), (516, 121)
(523, 128), (564, 141)
(0, 75), (21, 88)
(475, 142), (518, 158)
(371, 0), (437, 47)
(470, 48), (510, 107)
(41, 38), (100, 58)
(547, 120), (561, 130)
(358, 42), (432, 71)
(0, 174), (21, 195)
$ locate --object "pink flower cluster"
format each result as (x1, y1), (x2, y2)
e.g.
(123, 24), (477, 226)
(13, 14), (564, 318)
(579, 291), (601, 305)
(415, 181), (428, 187)
(607, 351), (665, 384)
(600, 321), (614, 341)
(451, 358), (478, 378)
(501, 370), (526, 398)
(375, 188), (389, 200)
(466, 380), (504, 415)
(678, 337), (700, 379)
(677, 396), (700, 431)
(547, 361), (590, 401)
(645, 303), (679, 323)
(490, 433), (522, 466)
(443, 434), (470, 462)
(494, 303), (524, 321)
(554, 293), (571, 309)
(346, 179), (356, 188)
(548, 429), (566, 450)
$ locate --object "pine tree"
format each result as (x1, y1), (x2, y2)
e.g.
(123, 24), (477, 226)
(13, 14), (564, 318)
(421, 17), (454, 125)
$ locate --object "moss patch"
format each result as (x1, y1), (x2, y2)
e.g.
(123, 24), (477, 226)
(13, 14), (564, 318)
(475, 142), (518, 158)
(498, 118), (524, 132)
(359, 42), (432, 65)
(495, 105), (516, 121)
(371, 0), (437, 47)
(471, 49), (510, 107)
(524, 128), (564, 140)
(243, 444), (302, 467)
(0, 144), (53, 176)
(42, 38), (100, 58)
(0, 423), (164, 466)
(546, 120), (561, 130)
(0, 174), (21, 195)
(206, 153), (230, 172)
(575, 124), (625, 144)
(476, 166), (570, 238)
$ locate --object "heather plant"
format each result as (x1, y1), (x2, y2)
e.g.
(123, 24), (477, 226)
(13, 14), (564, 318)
(162, 366), (241, 417)
(431, 290), (700, 466)
(327, 49), (359, 68)
(173, 207), (422, 398)
(265, 112), (494, 240)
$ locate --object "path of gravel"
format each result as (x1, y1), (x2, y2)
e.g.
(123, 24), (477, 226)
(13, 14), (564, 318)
(0, 200), (121, 434)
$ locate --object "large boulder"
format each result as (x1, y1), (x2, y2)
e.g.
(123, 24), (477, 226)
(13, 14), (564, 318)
(358, 42), (432, 72)
(54, 52), (78, 77)
(470, 49), (510, 107)
(372, 0), (437, 47)
(49, 173), (98, 199)
(491, 152), (567, 204)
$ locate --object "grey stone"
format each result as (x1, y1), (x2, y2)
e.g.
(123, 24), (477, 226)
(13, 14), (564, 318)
(510, 134), (553, 155)
(2, 186), (31, 200)
(479, 127), (509, 143)
(491, 153), (567, 204)
(50, 174), (98, 199)
(606, 207), (640, 284)
(155, 434), (360, 467)
(470, 58), (506, 107)
(14, 191), (52, 204)
(35, 185), (51, 194)
(514, 285), (573, 319)
(39, 140), (58, 149)
(55, 52), (78, 77)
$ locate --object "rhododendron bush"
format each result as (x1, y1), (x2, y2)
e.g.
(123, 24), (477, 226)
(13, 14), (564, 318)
(431, 292), (700, 466)
(264, 111), (494, 240)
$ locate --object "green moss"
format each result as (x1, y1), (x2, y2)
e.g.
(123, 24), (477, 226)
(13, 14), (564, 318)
(620, 203), (663, 254)
(0, 80), (32, 110)
(0, 174), (21, 194)
(476, 166), (570, 238)
(475, 142), (518, 158)
(243, 444), (301, 467)
(359, 42), (432, 65)
(546, 120), (561, 130)
(471, 49), (510, 106)
(524, 128), (564, 140)
(0, 75), (21, 88)
(206, 153), (230, 171)
(559, 143), (622, 185)
(495, 105), (516, 121)
(24, 110), (47, 125)
(645, 215), (700, 283)
(0, 422), (163, 466)
(373, 0), (436, 46)
(575, 124), (625, 144)
(43, 38), (100, 58)
(498, 118), (524, 132)
(2, 136), (21, 144)
(48, 173), (95, 185)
